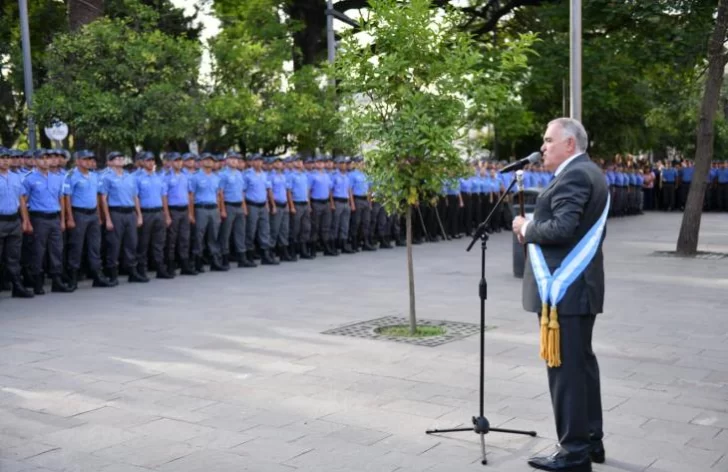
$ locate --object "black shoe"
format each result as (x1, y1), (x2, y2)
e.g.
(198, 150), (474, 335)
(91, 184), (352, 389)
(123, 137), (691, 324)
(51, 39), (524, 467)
(210, 257), (229, 272)
(527, 448), (591, 472)
(180, 259), (198, 275)
(11, 277), (34, 298)
(51, 275), (75, 293)
(341, 240), (356, 254)
(128, 267), (150, 283)
(220, 255), (231, 270)
(91, 271), (116, 288)
(106, 267), (119, 285)
(288, 245), (299, 261)
(238, 253), (257, 268)
(195, 257), (206, 273)
(324, 240), (338, 256)
(156, 264), (176, 279)
(300, 243), (314, 259)
(379, 239), (392, 249)
(589, 441), (605, 464)
(362, 239), (377, 251)
(261, 249), (280, 265)
(138, 265), (149, 280)
(33, 275), (45, 295)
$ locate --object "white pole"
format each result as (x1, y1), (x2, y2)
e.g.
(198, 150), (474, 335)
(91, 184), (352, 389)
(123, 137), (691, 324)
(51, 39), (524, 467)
(19, 0), (36, 149)
(570, 0), (582, 121)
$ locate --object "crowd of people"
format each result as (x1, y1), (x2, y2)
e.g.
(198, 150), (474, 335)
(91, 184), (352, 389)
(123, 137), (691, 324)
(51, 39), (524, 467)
(0, 147), (722, 300)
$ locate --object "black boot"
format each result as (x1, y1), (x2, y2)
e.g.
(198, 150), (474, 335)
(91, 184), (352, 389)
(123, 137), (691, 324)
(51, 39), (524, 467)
(324, 240), (338, 256)
(51, 275), (75, 293)
(341, 239), (356, 254)
(238, 252), (257, 268)
(210, 256), (229, 271)
(156, 263), (175, 279)
(67, 269), (79, 291)
(11, 276), (34, 298)
(91, 270), (116, 288)
(261, 249), (280, 265)
(379, 238), (393, 249)
(288, 245), (298, 261)
(128, 266), (150, 283)
(300, 243), (314, 260)
(307, 242), (317, 259)
(363, 238), (377, 251)
(195, 256), (206, 273)
(33, 274), (45, 295)
(279, 246), (294, 262)
(221, 255), (231, 270)
(180, 259), (197, 275)
(107, 267), (119, 285)
(246, 251), (259, 266)
(138, 265), (149, 280)
(167, 259), (177, 277)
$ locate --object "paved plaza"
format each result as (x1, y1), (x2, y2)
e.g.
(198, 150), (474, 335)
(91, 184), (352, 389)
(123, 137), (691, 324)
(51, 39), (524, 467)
(0, 212), (727, 472)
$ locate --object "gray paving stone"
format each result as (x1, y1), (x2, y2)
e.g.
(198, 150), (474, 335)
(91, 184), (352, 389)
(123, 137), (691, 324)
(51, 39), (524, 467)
(128, 418), (215, 442)
(91, 436), (198, 468)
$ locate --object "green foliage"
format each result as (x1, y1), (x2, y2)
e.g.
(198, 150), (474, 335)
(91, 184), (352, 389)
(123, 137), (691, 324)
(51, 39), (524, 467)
(34, 4), (203, 153)
(334, 0), (534, 214)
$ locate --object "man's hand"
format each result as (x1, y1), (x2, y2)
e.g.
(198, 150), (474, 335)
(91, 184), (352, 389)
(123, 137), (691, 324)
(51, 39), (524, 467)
(512, 216), (527, 244)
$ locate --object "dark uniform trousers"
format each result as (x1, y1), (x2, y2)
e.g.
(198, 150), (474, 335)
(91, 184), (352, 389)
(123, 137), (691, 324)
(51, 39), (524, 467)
(219, 203), (246, 256)
(166, 207), (190, 262)
(0, 215), (22, 277)
(290, 202), (311, 245)
(194, 205), (222, 257)
(270, 203), (290, 247)
(541, 313), (603, 456)
(138, 209), (165, 269)
(662, 183), (676, 210)
(311, 200), (332, 244)
(246, 202), (272, 250)
(445, 195), (459, 237)
(67, 208), (102, 271)
(106, 209), (138, 270)
(350, 197), (371, 245)
(30, 212), (64, 276)
(679, 182), (691, 209)
(719, 183), (728, 211)
(460, 193), (474, 235)
(332, 199), (351, 241)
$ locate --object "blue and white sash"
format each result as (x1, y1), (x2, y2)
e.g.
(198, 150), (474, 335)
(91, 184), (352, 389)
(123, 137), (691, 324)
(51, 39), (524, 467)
(528, 194), (610, 367)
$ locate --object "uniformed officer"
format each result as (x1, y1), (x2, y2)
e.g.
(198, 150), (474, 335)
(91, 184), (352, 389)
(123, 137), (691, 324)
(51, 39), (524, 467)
(268, 156), (295, 261)
(288, 156), (314, 259)
(717, 161), (728, 211)
(244, 154), (279, 265)
(331, 156), (355, 254)
(309, 156), (337, 256)
(100, 151), (148, 284)
(63, 150), (114, 289)
(188, 152), (228, 272)
(348, 157), (376, 251)
(22, 149), (74, 294)
(0, 148), (33, 298)
(218, 151), (255, 268)
(164, 152), (196, 275)
(135, 151), (174, 279)
(678, 160), (694, 210)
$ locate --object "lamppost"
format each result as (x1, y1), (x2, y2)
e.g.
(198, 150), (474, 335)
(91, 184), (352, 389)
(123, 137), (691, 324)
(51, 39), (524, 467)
(570, 0), (582, 121)
(18, 0), (37, 150)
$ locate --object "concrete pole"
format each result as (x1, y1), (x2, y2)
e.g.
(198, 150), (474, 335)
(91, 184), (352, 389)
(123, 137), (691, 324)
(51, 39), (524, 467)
(327, 0), (335, 65)
(570, 0), (582, 121)
(19, 0), (36, 150)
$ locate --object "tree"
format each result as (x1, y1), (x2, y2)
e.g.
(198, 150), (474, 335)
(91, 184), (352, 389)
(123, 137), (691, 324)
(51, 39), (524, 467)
(34, 2), (204, 154)
(68, 0), (103, 31)
(676, 0), (728, 255)
(334, 0), (534, 333)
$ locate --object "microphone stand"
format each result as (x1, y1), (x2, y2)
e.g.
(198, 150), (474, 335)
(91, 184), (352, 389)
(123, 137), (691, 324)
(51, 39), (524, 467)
(426, 173), (537, 466)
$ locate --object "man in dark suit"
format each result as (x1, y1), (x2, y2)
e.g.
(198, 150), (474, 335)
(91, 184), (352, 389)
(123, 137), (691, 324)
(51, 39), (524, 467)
(512, 118), (608, 472)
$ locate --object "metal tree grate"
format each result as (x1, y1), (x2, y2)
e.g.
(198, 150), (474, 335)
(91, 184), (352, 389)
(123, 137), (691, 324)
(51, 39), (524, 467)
(322, 316), (488, 347)
(652, 251), (728, 260)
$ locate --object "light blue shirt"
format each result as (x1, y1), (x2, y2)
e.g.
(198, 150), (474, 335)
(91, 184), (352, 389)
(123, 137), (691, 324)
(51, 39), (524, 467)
(164, 171), (190, 207)
(309, 171), (333, 200)
(136, 170), (166, 209)
(63, 169), (99, 210)
(0, 171), (25, 215)
(220, 168), (246, 203)
(269, 171), (290, 204)
(100, 170), (138, 207)
(188, 170), (221, 205)
(349, 170), (369, 197)
(23, 170), (64, 212)
(244, 170), (270, 204)
(332, 170), (351, 199)
(289, 171), (309, 202)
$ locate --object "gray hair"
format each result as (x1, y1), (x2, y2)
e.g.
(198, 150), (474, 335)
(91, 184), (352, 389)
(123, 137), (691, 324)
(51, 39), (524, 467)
(549, 117), (588, 153)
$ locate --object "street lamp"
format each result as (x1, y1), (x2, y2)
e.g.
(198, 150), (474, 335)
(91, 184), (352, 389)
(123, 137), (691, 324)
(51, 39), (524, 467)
(18, 0), (36, 150)
(570, 0), (582, 121)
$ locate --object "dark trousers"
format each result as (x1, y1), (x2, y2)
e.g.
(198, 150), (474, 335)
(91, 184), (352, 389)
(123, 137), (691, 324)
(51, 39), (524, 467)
(662, 183), (676, 210)
(194, 207), (222, 257)
(719, 184), (728, 211)
(270, 204), (290, 247)
(167, 208), (190, 261)
(311, 200), (332, 243)
(219, 203), (246, 255)
(106, 211), (138, 269)
(30, 214), (64, 276)
(0, 217), (22, 277)
(446, 195), (459, 236)
(290, 202), (311, 244)
(350, 198), (371, 245)
(543, 314), (603, 456)
(246, 203), (272, 250)
(138, 210), (165, 269)
(460, 193), (474, 235)
(67, 210), (102, 271)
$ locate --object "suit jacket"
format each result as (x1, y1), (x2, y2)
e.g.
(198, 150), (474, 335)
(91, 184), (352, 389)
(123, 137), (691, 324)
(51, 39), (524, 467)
(522, 154), (609, 315)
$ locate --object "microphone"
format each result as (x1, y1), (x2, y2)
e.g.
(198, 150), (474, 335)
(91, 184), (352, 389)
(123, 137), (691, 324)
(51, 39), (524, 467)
(499, 152), (541, 173)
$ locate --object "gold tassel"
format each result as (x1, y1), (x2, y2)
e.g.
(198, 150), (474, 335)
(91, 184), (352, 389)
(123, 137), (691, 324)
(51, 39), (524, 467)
(546, 306), (561, 368)
(539, 303), (549, 361)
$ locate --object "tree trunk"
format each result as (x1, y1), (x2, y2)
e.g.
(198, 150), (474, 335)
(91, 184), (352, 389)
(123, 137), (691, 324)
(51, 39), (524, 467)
(68, 0), (104, 31)
(406, 206), (417, 335)
(676, 0), (728, 256)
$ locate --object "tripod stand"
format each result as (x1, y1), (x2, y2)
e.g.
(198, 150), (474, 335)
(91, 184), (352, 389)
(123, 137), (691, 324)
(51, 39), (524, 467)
(426, 174), (537, 465)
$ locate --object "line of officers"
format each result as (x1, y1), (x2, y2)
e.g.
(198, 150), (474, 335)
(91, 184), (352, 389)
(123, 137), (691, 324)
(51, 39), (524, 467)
(0, 148), (562, 299)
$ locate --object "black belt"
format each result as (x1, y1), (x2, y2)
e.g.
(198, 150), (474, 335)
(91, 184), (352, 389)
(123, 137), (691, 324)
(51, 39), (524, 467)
(663, 182), (675, 185)
(311, 198), (328, 203)
(141, 207), (162, 213)
(72, 207), (97, 215)
(333, 197), (349, 203)
(275, 201), (287, 208)
(224, 201), (243, 206)
(195, 204), (217, 209)
(353, 195), (368, 200)
(169, 205), (188, 211)
(0, 213), (19, 221)
(109, 206), (134, 213)
(246, 200), (265, 208)
(293, 200), (309, 205)
(29, 211), (60, 219)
